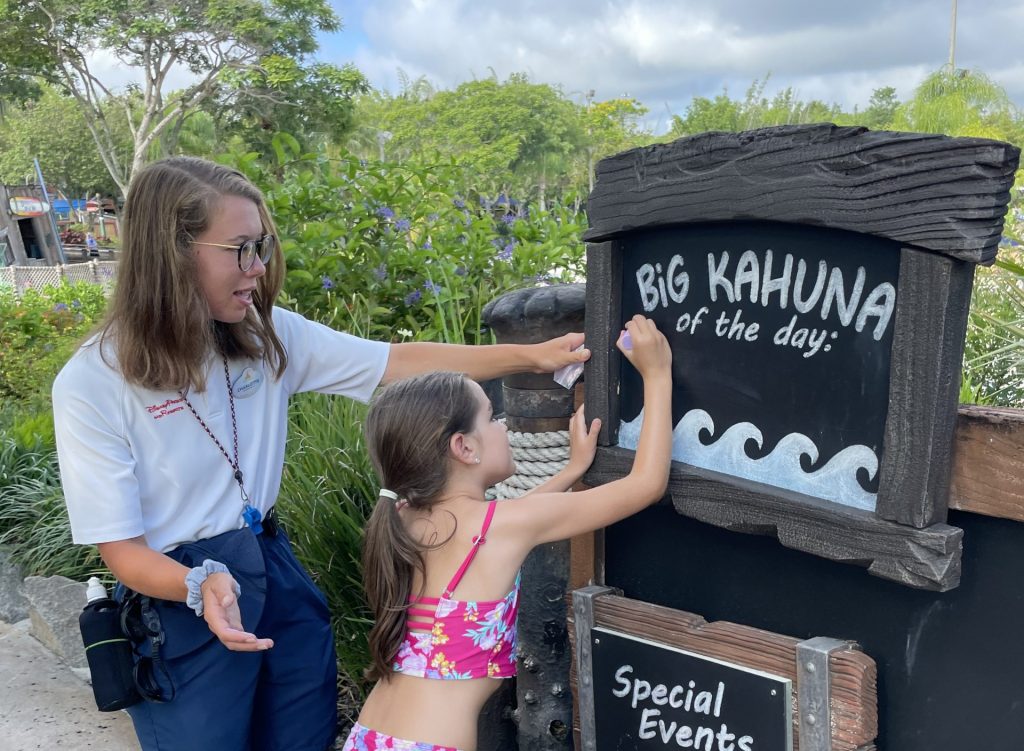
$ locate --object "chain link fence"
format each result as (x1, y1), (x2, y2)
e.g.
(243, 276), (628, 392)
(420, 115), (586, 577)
(0, 260), (118, 298)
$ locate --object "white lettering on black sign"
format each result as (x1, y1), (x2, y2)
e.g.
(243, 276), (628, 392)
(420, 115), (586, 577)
(592, 628), (791, 750)
(616, 222), (901, 511)
(635, 250), (895, 357)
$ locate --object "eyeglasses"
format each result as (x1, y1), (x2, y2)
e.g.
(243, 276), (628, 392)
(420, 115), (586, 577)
(193, 234), (276, 271)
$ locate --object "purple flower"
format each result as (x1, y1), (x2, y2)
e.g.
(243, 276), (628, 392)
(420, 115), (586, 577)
(376, 206), (395, 220)
(452, 197), (465, 209)
(321, 275), (335, 290)
(454, 266), (467, 277)
(53, 302), (69, 312)
(490, 238), (505, 250)
(500, 214), (516, 225)
(423, 280), (442, 295)
(497, 243), (514, 261)
(405, 289), (422, 306)
(373, 264), (387, 281)
(71, 299), (81, 309)
(422, 239), (432, 250)
(428, 213), (439, 222)
(395, 218), (411, 232)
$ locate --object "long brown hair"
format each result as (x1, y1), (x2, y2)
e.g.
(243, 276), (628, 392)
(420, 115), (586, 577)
(362, 371), (478, 681)
(99, 156), (287, 391)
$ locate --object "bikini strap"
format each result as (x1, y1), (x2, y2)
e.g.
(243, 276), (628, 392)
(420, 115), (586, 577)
(442, 500), (497, 599)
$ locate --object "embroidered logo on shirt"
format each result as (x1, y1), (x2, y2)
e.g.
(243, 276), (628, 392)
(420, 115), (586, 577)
(146, 397), (185, 420)
(232, 367), (264, 399)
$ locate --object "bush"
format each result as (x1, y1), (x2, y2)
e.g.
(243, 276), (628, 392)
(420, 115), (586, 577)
(963, 248), (1024, 407)
(0, 281), (107, 403)
(222, 136), (586, 341)
(0, 437), (103, 579)
(277, 391), (376, 718)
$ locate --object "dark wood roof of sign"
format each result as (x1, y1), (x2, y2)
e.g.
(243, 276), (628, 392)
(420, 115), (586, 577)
(583, 124), (1020, 264)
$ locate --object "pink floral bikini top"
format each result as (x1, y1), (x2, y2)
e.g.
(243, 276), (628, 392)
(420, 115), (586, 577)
(392, 500), (520, 680)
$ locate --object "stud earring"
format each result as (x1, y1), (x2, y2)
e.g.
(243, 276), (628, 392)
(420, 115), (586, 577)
(474, 456), (481, 464)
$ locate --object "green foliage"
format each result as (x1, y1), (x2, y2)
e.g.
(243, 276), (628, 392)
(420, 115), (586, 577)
(0, 436), (103, 578)
(964, 249), (1024, 407)
(0, 85), (124, 196)
(224, 138), (586, 342)
(352, 73), (648, 203)
(669, 77), (842, 137)
(276, 388), (376, 703)
(0, 0), (343, 194)
(859, 86), (900, 130)
(214, 58), (370, 154)
(893, 68), (1018, 139)
(0, 281), (107, 402)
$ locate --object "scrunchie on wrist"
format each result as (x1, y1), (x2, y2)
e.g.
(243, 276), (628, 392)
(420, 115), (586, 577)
(185, 559), (240, 617)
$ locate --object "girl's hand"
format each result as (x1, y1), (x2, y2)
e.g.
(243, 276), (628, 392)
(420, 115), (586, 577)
(617, 315), (672, 377)
(202, 572), (274, 652)
(567, 403), (602, 475)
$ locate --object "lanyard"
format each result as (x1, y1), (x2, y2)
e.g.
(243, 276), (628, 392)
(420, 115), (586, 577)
(179, 356), (263, 534)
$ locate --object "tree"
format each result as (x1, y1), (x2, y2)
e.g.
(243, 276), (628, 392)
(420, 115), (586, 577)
(670, 77), (845, 138)
(0, 85), (124, 196)
(197, 57), (369, 155)
(859, 86), (899, 129)
(0, 0), (341, 196)
(354, 74), (586, 203)
(893, 68), (1018, 139)
(669, 92), (744, 136)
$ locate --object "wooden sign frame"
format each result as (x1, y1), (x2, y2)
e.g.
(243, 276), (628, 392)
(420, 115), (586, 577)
(582, 125), (1020, 591)
(570, 586), (878, 751)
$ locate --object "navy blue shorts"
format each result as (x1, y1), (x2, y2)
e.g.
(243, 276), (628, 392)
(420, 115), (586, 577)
(124, 527), (337, 751)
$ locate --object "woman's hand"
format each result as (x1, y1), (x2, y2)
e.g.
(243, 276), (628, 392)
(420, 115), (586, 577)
(531, 332), (590, 373)
(566, 404), (602, 476)
(202, 572), (274, 652)
(617, 315), (672, 377)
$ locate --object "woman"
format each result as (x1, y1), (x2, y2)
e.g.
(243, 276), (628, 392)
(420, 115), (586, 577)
(52, 156), (588, 751)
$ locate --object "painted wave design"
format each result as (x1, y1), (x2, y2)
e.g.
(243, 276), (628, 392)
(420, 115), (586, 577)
(618, 408), (878, 511)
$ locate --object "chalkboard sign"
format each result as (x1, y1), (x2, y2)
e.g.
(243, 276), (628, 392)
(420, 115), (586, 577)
(617, 221), (898, 511)
(592, 628), (792, 751)
(582, 125), (1021, 591)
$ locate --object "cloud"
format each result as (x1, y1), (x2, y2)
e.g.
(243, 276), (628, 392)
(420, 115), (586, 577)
(325, 0), (1022, 130)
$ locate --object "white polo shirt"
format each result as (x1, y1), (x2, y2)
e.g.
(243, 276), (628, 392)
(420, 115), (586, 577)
(53, 307), (390, 553)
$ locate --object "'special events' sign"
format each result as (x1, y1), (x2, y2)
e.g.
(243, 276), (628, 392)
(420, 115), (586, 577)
(592, 628), (792, 751)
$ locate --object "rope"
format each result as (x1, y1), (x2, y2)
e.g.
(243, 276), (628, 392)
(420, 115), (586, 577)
(489, 424), (571, 501)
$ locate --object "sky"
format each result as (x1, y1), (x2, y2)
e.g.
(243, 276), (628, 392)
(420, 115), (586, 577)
(319, 0), (1024, 133)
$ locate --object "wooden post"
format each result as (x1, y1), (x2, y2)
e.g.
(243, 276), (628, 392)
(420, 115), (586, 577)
(482, 284), (587, 751)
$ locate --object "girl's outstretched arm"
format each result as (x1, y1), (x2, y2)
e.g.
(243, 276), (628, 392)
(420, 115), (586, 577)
(500, 315), (673, 545)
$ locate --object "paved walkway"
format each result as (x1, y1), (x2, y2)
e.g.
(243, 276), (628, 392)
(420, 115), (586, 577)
(0, 619), (139, 750)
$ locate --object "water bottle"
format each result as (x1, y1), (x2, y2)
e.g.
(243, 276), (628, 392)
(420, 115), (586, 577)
(79, 577), (141, 711)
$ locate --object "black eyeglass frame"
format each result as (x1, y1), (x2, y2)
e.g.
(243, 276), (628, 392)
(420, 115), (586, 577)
(193, 234), (276, 271)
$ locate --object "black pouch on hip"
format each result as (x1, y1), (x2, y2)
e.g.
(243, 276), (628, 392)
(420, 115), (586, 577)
(79, 592), (142, 711)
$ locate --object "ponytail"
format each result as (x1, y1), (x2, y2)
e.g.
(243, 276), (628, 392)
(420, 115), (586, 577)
(362, 491), (423, 682)
(361, 371), (480, 681)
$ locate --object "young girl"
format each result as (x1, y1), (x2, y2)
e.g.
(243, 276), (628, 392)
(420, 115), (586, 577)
(346, 314), (673, 751)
